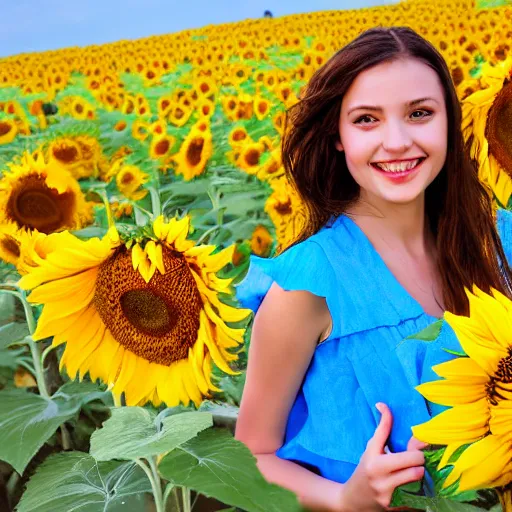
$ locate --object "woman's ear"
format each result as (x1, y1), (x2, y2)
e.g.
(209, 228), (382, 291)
(335, 139), (344, 152)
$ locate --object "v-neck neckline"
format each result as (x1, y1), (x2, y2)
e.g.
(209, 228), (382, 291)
(338, 214), (443, 321)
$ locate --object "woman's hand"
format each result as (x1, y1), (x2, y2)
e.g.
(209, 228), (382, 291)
(339, 403), (426, 512)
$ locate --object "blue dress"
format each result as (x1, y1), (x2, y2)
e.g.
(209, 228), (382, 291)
(236, 208), (512, 484)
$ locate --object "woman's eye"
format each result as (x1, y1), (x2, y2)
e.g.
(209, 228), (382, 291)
(410, 109), (433, 120)
(353, 115), (376, 125)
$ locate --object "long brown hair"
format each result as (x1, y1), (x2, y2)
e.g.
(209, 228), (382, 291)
(282, 26), (512, 316)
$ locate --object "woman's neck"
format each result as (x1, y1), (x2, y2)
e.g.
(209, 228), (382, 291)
(345, 194), (435, 258)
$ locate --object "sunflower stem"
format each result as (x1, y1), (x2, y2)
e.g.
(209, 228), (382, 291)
(162, 483), (176, 510)
(112, 392), (122, 407)
(149, 186), (162, 218)
(181, 487), (191, 512)
(41, 344), (56, 365)
(98, 189), (115, 229)
(60, 424), (72, 450)
(0, 289), (50, 399)
(135, 458), (165, 512)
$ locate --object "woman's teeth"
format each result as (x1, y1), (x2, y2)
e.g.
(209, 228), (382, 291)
(373, 158), (422, 172)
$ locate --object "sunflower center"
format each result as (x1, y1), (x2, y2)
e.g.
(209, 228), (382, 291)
(6, 174), (75, 233)
(485, 80), (512, 178)
(0, 122), (12, 136)
(94, 246), (203, 366)
(245, 149), (260, 166)
(495, 350), (512, 384)
(155, 139), (170, 155)
(1, 235), (20, 259)
(187, 138), (204, 166)
(120, 289), (174, 335)
(121, 172), (134, 185)
(53, 145), (79, 164)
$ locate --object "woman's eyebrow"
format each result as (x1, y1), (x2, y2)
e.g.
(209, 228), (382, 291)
(347, 97), (439, 115)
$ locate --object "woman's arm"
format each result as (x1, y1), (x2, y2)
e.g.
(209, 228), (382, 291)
(235, 282), (343, 511)
(235, 283), (426, 512)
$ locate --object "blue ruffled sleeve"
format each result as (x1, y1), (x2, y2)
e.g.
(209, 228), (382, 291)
(236, 239), (342, 342)
(497, 208), (512, 267)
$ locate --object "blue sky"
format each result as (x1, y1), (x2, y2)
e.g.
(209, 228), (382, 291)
(0, 0), (395, 58)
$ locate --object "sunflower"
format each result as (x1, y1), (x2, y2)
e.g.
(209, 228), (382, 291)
(115, 164), (148, 201)
(149, 134), (175, 160)
(236, 142), (265, 175)
(228, 126), (251, 147)
(197, 99), (215, 118)
(412, 286), (512, 508)
(253, 96), (271, 121)
(265, 177), (307, 251)
(173, 125), (213, 181)
(257, 147), (285, 181)
(132, 119), (150, 141)
(250, 225), (273, 257)
(0, 222), (26, 266)
(0, 151), (93, 234)
(70, 97), (92, 121)
(18, 216), (251, 407)
(167, 104), (193, 127)
(157, 95), (173, 117)
(0, 118), (18, 145)
(47, 138), (83, 170)
(461, 56), (512, 207)
(114, 120), (127, 132)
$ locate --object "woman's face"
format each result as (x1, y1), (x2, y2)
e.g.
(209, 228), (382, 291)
(337, 57), (448, 207)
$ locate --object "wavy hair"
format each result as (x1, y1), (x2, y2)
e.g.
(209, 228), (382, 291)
(281, 26), (512, 315)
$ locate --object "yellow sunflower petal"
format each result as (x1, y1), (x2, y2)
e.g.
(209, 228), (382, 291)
(412, 398), (489, 445)
(444, 435), (511, 492)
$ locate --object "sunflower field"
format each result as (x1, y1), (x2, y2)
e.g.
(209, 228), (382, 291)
(0, 0), (511, 510)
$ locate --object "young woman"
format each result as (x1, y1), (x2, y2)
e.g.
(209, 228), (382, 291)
(235, 26), (512, 511)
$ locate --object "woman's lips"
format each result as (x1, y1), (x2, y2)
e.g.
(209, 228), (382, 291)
(370, 157), (426, 182)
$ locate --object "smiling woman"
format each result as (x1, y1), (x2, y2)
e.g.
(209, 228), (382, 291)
(235, 26), (512, 512)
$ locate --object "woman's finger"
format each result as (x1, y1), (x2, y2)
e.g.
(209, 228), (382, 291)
(383, 465), (425, 492)
(377, 450), (425, 474)
(368, 403), (393, 455)
(407, 436), (429, 451)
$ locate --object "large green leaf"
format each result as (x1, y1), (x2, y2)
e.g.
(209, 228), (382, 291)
(0, 381), (107, 474)
(17, 452), (152, 512)
(0, 322), (29, 349)
(158, 428), (302, 512)
(90, 407), (213, 461)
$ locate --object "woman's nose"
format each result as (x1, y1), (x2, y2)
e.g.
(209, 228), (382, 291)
(381, 121), (413, 153)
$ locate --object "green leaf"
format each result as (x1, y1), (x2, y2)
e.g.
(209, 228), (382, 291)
(17, 452), (152, 512)
(0, 381), (106, 474)
(158, 428), (302, 512)
(198, 401), (239, 431)
(443, 348), (467, 357)
(0, 322), (29, 349)
(405, 319), (443, 342)
(90, 408), (213, 461)
(0, 346), (26, 369)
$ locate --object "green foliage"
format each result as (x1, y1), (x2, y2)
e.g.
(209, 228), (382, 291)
(0, 381), (106, 474)
(159, 428), (303, 512)
(17, 452), (152, 512)
(405, 319), (444, 342)
(90, 407), (213, 461)
(0, 321), (29, 349)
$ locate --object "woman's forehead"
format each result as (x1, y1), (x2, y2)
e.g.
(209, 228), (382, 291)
(342, 58), (444, 111)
